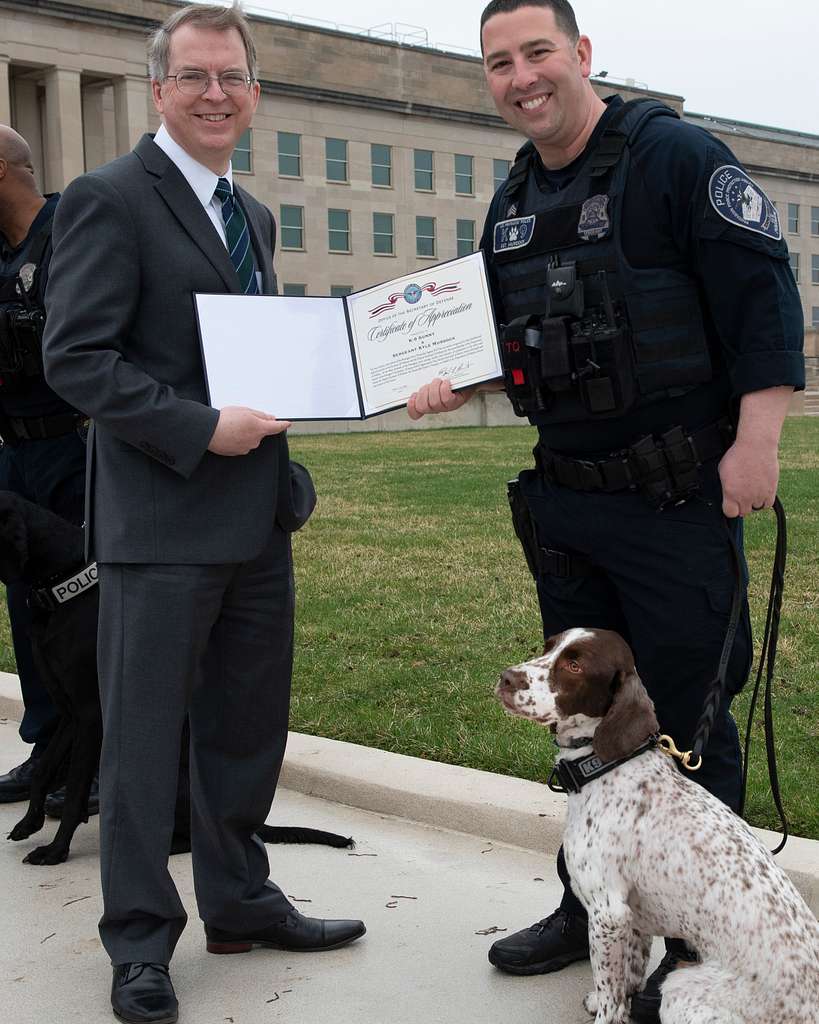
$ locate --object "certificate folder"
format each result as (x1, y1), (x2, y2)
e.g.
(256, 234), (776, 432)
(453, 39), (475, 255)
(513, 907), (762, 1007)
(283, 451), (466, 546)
(194, 251), (503, 421)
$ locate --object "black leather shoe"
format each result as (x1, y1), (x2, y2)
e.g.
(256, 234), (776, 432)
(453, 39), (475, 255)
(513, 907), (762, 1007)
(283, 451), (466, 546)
(630, 947), (699, 1023)
(45, 772), (100, 819)
(205, 910), (366, 954)
(111, 963), (178, 1024)
(488, 908), (590, 975)
(0, 754), (39, 803)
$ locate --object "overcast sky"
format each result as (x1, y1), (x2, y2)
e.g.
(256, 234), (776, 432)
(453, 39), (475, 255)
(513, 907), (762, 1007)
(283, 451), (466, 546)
(242, 0), (817, 134)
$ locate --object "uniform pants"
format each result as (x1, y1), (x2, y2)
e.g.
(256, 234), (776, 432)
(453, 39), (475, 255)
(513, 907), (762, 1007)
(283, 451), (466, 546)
(96, 526), (296, 965)
(518, 461), (751, 920)
(0, 431), (86, 749)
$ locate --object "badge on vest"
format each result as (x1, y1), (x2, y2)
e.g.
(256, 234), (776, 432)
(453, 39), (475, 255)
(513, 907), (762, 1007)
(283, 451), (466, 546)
(493, 215), (536, 253)
(577, 195), (611, 241)
(708, 165), (781, 240)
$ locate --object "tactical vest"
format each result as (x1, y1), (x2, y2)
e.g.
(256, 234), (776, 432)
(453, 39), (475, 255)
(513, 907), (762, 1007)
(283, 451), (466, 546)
(0, 218), (52, 392)
(492, 99), (714, 423)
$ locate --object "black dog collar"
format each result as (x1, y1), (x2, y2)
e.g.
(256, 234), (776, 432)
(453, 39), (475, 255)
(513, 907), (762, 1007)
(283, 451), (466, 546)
(29, 562), (98, 613)
(548, 734), (659, 794)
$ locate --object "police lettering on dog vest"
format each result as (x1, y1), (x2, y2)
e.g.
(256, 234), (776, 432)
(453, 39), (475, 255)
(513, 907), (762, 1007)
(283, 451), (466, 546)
(51, 563), (98, 604)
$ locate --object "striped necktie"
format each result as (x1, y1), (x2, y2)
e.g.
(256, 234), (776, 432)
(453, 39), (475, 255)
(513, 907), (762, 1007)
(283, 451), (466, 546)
(213, 177), (259, 295)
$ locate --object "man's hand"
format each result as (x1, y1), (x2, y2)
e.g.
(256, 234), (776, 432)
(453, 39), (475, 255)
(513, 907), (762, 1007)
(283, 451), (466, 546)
(407, 378), (476, 420)
(207, 406), (291, 456)
(718, 386), (793, 517)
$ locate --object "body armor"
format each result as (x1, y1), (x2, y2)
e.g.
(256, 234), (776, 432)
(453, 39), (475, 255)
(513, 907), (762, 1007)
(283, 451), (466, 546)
(492, 99), (714, 423)
(0, 220), (51, 393)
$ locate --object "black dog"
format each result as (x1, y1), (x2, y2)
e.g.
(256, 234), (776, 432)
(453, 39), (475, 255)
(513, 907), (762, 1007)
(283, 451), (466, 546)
(0, 492), (351, 864)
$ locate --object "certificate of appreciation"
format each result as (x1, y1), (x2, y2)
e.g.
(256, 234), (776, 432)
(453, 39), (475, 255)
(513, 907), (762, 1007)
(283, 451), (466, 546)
(194, 251), (503, 420)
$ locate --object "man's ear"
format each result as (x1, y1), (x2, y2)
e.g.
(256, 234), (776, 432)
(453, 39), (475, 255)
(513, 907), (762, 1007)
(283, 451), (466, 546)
(593, 668), (658, 762)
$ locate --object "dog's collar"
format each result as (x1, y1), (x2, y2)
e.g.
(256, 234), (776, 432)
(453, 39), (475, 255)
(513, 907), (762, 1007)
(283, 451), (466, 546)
(548, 734), (660, 794)
(29, 562), (98, 613)
(554, 736), (595, 750)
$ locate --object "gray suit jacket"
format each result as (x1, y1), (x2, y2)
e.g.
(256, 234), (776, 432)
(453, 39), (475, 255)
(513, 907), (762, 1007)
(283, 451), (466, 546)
(43, 135), (288, 564)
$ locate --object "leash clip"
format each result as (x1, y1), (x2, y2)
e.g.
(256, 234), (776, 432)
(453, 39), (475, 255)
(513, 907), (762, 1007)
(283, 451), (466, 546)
(657, 734), (702, 772)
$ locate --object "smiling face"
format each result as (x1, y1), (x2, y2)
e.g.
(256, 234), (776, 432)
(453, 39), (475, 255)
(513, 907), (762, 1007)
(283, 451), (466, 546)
(151, 23), (260, 174)
(482, 5), (599, 167)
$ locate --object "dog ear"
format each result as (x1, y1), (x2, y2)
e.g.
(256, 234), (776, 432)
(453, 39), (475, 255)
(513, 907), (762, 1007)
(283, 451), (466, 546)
(0, 498), (30, 582)
(592, 669), (659, 763)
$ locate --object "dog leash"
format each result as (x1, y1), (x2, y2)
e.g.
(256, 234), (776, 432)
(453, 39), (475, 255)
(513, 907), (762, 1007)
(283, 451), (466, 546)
(681, 497), (789, 854)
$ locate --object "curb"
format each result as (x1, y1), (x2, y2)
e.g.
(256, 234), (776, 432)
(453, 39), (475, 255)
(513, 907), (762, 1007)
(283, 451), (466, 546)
(2, 671), (817, 915)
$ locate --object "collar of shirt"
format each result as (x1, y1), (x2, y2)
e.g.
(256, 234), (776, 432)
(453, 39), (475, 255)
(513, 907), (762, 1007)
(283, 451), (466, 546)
(153, 123), (235, 208)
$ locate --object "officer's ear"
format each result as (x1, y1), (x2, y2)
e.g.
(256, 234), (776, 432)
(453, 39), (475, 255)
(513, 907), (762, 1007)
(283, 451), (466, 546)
(0, 158), (8, 182)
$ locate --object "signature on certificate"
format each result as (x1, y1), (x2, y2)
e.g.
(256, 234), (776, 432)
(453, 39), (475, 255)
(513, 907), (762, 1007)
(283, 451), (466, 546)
(437, 361), (470, 378)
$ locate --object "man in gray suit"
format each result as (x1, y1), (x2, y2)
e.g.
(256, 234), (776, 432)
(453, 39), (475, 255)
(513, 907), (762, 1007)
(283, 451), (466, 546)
(43, 6), (365, 1022)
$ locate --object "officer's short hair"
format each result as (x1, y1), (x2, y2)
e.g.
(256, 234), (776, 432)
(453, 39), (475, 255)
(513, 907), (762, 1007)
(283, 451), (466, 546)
(148, 2), (258, 82)
(480, 0), (580, 51)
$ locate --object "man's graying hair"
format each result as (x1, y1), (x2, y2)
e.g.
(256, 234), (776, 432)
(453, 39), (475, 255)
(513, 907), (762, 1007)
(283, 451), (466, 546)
(480, 0), (580, 48)
(147, 3), (258, 82)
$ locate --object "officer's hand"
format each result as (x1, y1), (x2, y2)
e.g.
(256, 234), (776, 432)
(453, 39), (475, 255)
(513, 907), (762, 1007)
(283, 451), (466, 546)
(208, 406), (291, 456)
(718, 440), (779, 518)
(407, 378), (475, 420)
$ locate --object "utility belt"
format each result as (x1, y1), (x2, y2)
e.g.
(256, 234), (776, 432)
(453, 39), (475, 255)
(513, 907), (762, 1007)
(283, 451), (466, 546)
(534, 418), (734, 510)
(0, 412), (86, 447)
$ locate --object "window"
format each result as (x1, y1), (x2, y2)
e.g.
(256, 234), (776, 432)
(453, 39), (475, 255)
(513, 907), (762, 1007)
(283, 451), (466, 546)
(328, 208), (351, 252)
(813, 307), (819, 328)
(373, 212), (394, 255)
(416, 215), (436, 257)
(282, 283), (306, 296)
(330, 285), (353, 297)
(414, 149), (434, 191)
(812, 207), (819, 236)
(789, 251), (799, 283)
(812, 254), (819, 285)
(277, 131), (301, 177)
(280, 205), (304, 250)
(371, 144), (392, 187)
(456, 219), (475, 257)
(493, 158), (511, 191)
(787, 203), (800, 234)
(232, 128), (252, 173)
(326, 138), (348, 182)
(454, 154), (474, 195)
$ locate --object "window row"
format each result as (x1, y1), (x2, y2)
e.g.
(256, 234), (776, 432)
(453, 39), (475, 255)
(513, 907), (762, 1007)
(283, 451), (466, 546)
(280, 206), (477, 259)
(784, 203), (819, 236)
(787, 252), (819, 284)
(275, 131), (511, 194)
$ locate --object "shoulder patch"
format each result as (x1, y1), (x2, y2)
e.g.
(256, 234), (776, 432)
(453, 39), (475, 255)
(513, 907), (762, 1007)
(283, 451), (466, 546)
(493, 215), (536, 254)
(708, 165), (781, 240)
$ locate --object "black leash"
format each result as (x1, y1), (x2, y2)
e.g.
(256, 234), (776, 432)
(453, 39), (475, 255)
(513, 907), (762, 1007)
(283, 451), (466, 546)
(688, 497), (789, 853)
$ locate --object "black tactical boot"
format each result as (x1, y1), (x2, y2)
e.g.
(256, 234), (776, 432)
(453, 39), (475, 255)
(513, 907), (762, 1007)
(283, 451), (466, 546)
(630, 945), (700, 1023)
(488, 908), (589, 975)
(0, 754), (39, 803)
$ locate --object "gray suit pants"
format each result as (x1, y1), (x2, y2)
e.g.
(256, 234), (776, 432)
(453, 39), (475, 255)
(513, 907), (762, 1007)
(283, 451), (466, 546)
(96, 527), (295, 965)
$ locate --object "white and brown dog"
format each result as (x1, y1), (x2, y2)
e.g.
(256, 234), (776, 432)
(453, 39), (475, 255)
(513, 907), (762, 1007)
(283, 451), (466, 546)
(496, 627), (819, 1024)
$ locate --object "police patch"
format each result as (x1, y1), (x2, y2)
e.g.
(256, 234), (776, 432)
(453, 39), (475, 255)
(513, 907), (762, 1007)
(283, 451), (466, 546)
(578, 195), (610, 241)
(708, 165), (781, 240)
(493, 215), (536, 254)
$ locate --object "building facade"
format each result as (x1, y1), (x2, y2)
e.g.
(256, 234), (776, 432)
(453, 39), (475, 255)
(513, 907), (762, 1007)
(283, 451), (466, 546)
(1, 0), (817, 427)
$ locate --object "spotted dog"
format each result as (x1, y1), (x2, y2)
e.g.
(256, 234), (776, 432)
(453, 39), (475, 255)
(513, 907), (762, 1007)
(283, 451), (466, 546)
(496, 627), (819, 1024)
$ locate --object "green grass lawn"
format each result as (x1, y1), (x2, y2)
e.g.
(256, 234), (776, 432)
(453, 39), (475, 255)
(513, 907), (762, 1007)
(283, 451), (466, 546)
(1, 419), (816, 838)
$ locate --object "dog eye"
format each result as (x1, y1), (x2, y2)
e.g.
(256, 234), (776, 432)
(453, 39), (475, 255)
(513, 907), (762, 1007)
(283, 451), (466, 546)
(568, 660), (581, 673)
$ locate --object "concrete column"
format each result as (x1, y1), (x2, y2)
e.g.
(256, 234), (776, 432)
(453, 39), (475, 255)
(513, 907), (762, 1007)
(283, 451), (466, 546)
(11, 78), (44, 190)
(0, 56), (10, 126)
(114, 74), (149, 156)
(82, 85), (107, 171)
(43, 66), (84, 191)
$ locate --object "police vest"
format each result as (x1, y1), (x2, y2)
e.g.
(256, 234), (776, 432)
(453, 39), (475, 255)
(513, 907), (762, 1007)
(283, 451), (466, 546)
(0, 218), (52, 391)
(492, 99), (714, 423)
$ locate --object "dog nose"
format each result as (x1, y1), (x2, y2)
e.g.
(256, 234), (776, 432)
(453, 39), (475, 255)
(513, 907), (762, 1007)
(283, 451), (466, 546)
(498, 668), (530, 693)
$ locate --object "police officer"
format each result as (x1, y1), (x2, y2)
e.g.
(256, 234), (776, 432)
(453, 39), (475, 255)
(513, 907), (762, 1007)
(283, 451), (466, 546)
(408, 3), (804, 1021)
(0, 125), (89, 808)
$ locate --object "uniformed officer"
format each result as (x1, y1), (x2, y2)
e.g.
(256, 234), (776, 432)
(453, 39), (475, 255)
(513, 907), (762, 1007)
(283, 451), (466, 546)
(0, 125), (89, 809)
(408, 3), (804, 1021)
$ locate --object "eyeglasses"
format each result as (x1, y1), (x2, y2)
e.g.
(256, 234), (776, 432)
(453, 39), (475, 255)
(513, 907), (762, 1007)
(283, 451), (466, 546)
(165, 70), (255, 96)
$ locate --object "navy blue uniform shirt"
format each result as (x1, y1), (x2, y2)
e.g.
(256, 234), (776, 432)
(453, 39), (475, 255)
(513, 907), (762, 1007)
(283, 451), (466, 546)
(0, 192), (78, 418)
(481, 96), (805, 455)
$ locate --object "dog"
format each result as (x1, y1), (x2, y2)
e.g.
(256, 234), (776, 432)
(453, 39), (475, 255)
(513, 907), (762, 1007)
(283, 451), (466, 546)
(0, 491), (352, 864)
(495, 627), (819, 1024)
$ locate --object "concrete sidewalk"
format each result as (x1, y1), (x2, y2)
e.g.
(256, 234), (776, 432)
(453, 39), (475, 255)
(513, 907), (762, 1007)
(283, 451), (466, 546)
(1, 672), (817, 1024)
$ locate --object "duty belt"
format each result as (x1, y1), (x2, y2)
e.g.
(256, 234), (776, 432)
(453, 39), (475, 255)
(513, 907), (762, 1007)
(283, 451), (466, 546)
(534, 419), (734, 509)
(1, 412), (84, 445)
